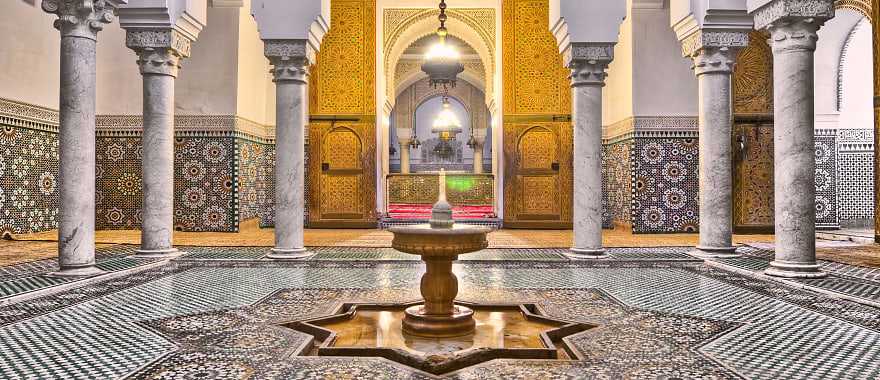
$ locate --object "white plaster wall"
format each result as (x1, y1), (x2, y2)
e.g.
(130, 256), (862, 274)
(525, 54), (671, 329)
(0, 1), (61, 108)
(96, 23), (143, 114)
(631, 5), (697, 117)
(236, 0), (273, 125)
(175, 7), (239, 115)
(603, 2), (635, 126)
(838, 18), (874, 130)
(815, 9), (863, 118)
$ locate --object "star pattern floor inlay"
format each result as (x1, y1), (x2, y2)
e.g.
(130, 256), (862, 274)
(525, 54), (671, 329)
(0, 247), (879, 379)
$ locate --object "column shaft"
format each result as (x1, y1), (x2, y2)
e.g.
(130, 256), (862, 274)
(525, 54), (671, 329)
(762, 17), (828, 278)
(138, 73), (178, 256)
(571, 83), (604, 254)
(400, 142), (411, 174)
(126, 30), (189, 258)
(692, 51), (737, 257)
(271, 78), (308, 256)
(57, 35), (102, 276)
(472, 144), (483, 174)
(770, 43), (819, 275)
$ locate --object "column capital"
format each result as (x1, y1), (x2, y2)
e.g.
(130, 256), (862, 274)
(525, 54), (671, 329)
(750, 0), (835, 30)
(680, 30), (750, 76)
(690, 46), (742, 76)
(126, 29), (192, 77)
(680, 29), (750, 57)
(568, 42), (614, 87)
(42, 0), (124, 40)
(750, 0), (834, 53)
(264, 40), (311, 83)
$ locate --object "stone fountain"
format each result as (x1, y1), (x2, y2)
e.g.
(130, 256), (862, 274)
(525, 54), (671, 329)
(389, 169), (490, 337)
(285, 169), (594, 374)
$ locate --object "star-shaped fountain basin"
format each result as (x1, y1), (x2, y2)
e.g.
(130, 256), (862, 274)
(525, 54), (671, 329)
(285, 301), (595, 375)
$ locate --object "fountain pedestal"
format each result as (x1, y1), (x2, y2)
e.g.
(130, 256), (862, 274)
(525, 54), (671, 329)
(391, 225), (489, 337)
(403, 257), (474, 337)
(390, 169), (490, 337)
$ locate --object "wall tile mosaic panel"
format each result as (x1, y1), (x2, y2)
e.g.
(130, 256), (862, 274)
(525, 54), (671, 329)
(602, 140), (632, 229)
(837, 150), (874, 224)
(631, 137), (700, 233)
(96, 136), (237, 232)
(0, 125), (60, 235)
(236, 140), (268, 222)
(814, 132), (839, 228)
(836, 129), (874, 226)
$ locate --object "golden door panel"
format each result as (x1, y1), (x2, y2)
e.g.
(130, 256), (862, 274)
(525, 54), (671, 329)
(503, 123), (572, 228)
(320, 175), (362, 219)
(308, 123), (377, 227)
(517, 175), (559, 218)
(733, 123), (774, 232)
(732, 32), (774, 233)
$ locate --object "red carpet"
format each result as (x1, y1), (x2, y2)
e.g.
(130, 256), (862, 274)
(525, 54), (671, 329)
(388, 203), (494, 219)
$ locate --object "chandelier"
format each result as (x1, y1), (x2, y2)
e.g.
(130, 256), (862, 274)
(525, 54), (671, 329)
(421, 0), (464, 92)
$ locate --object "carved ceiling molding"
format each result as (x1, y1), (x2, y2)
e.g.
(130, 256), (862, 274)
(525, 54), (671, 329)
(602, 116), (699, 144)
(383, 8), (496, 106)
(0, 97), (59, 133)
(0, 97), (278, 143)
(93, 115), (277, 143)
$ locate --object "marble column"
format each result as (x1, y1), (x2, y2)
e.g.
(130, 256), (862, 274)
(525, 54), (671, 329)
(265, 41), (311, 259)
(567, 44), (613, 259)
(751, 0), (834, 278)
(472, 136), (485, 174)
(126, 30), (191, 258)
(42, 0), (118, 277)
(682, 32), (749, 258)
(399, 138), (412, 174)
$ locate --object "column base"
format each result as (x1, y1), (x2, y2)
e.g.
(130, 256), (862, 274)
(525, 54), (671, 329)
(765, 261), (828, 279)
(267, 247), (313, 260)
(565, 247), (608, 259)
(47, 265), (106, 278)
(135, 248), (183, 259)
(689, 246), (740, 259)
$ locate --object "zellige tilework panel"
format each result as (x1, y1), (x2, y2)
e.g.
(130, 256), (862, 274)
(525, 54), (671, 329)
(0, 125), (60, 235)
(631, 138), (700, 233)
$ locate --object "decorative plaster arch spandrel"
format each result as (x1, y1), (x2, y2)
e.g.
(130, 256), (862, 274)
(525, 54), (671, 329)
(382, 8), (496, 109)
(835, 0), (873, 20)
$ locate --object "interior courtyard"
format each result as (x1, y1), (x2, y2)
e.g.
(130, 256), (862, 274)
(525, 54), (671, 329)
(2, 0), (880, 378)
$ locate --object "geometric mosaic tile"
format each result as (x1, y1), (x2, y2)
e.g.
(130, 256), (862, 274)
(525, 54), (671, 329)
(1, 252), (880, 379)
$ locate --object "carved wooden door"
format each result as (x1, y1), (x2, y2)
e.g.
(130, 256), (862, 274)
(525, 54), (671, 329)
(503, 124), (572, 228)
(308, 122), (376, 228)
(319, 127), (363, 219)
(732, 30), (774, 233)
(732, 122), (775, 233)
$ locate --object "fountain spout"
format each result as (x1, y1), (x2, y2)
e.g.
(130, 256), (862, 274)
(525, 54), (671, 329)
(429, 169), (454, 229)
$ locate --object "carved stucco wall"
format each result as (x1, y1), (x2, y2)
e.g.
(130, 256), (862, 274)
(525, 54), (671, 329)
(307, 0), (378, 225)
(311, 0), (376, 116)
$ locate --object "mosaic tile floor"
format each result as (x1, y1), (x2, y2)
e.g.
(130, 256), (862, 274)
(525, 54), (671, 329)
(1, 247), (880, 379)
(713, 246), (880, 306)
